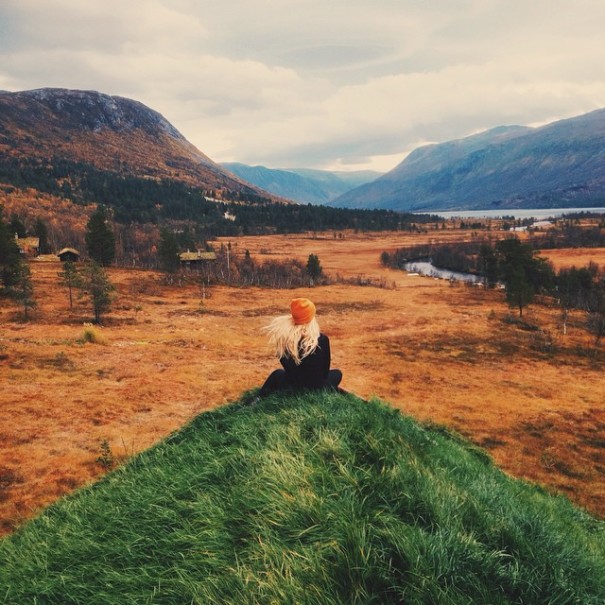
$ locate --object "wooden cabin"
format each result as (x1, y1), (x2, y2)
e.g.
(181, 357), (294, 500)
(57, 248), (81, 263)
(179, 250), (217, 268)
(15, 236), (40, 258)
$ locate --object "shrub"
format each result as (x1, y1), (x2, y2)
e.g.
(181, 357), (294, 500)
(80, 324), (106, 345)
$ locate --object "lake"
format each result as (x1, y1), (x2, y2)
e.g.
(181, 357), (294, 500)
(422, 208), (605, 221)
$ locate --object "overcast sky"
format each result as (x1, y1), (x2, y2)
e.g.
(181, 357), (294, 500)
(1, 1), (604, 172)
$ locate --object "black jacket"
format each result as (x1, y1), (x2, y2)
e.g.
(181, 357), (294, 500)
(280, 333), (331, 389)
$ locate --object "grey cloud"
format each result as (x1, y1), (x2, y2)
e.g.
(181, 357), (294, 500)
(272, 44), (392, 73)
(2, 5), (127, 52)
(1, 0), (605, 172)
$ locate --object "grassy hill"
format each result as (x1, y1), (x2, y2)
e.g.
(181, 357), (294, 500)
(1, 391), (604, 604)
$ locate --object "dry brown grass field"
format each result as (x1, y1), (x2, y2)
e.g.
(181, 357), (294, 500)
(1, 229), (604, 536)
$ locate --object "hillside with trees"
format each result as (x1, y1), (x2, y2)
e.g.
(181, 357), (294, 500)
(0, 88), (438, 264)
(0, 88), (275, 201)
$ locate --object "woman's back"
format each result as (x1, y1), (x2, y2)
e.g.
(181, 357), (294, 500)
(258, 299), (342, 397)
(280, 333), (331, 389)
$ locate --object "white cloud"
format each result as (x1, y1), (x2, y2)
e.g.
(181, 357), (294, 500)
(1, 0), (605, 172)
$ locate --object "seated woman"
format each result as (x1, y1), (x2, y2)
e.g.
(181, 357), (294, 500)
(258, 298), (342, 397)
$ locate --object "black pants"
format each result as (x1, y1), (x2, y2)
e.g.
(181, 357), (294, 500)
(259, 369), (343, 397)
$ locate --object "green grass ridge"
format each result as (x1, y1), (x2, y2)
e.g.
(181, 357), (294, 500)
(1, 391), (604, 604)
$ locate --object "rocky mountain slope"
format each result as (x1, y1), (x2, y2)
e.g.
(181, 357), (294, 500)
(0, 88), (278, 202)
(222, 162), (381, 205)
(331, 110), (605, 212)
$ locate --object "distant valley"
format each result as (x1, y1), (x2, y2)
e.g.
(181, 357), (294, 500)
(0, 88), (414, 254)
(222, 163), (382, 205)
(1, 87), (605, 217)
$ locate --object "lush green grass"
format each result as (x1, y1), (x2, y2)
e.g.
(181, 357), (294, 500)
(1, 391), (604, 604)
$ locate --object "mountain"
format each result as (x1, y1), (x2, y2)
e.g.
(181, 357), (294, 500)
(0, 88), (280, 202)
(222, 162), (382, 205)
(2, 391), (604, 603)
(331, 110), (605, 212)
(0, 90), (423, 238)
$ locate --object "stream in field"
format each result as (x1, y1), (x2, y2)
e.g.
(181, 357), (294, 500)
(403, 260), (482, 284)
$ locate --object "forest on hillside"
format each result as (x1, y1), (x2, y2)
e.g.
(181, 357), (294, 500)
(0, 155), (437, 236)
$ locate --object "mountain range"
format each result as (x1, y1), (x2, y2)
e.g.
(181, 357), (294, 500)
(222, 163), (382, 205)
(330, 110), (605, 212)
(2, 87), (605, 215)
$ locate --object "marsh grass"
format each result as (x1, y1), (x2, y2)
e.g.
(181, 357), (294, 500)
(77, 324), (106, 345)
(1, 392), (604, 604)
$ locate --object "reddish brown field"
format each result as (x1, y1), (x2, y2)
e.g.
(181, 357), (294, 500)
(1, 230), (604, 536)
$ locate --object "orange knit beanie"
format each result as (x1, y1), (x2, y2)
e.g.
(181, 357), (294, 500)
(290, 298), (316, 325)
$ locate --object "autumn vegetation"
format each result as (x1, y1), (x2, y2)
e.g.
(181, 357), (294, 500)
(1, 213), (605, 532)
(1, 193), (605, 602)
(2, 88), (604, 600)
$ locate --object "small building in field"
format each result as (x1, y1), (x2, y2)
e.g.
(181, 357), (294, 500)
(57, 248), (81, 263)
(15, 236), (40, 257)
(179, 250), (217, 268)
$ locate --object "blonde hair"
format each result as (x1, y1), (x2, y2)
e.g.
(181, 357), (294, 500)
(264, 314), (320, 365)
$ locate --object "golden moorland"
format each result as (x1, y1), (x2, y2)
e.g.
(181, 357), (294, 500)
(1, 228), (604, 536)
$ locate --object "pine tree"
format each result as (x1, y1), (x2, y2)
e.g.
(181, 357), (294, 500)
(587, 275), (605, 347)
(478, 243), (499, 289)
(306, 254), (323, 286)
(0, 208), (22, 289)
(9, 215), (26, 238)
(505, 266), (534, 317)
(13, 263), (36, 320)
(58, 261), (81, 309)
(496, 237), (554, 316)
(85, 206), (116, 266)
(34, 218), (50, 254)
(79, 262), (115, 323)
(158, 227), (180, 274)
